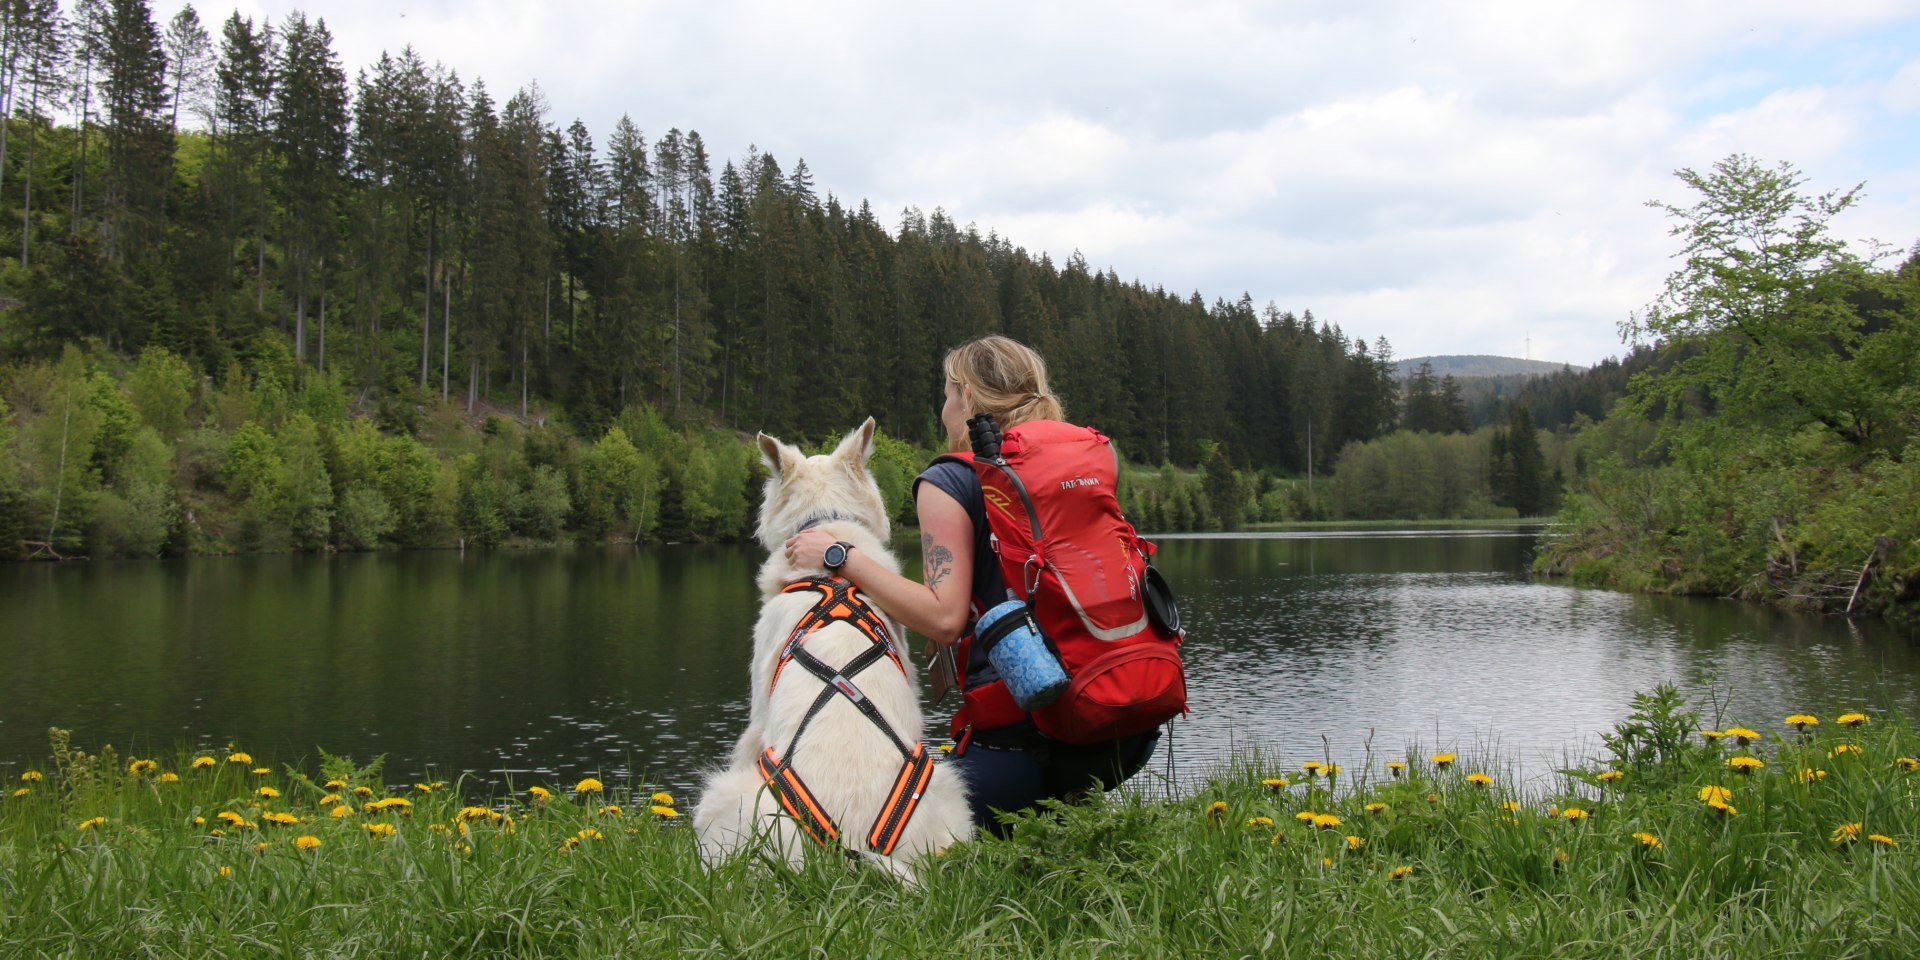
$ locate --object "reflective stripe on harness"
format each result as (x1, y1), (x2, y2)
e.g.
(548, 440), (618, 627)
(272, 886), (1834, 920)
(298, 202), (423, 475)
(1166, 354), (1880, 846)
(757, 748), (838, 847)
(867, 743), (936, 856)
(761, 576), (935, 856)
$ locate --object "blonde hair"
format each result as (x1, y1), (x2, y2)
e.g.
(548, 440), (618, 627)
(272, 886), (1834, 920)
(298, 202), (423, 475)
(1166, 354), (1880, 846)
(942, 335), (1065, 433)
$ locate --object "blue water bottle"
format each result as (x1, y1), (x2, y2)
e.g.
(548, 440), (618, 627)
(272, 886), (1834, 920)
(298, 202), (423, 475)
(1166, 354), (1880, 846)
(977, 599), (1070, 710)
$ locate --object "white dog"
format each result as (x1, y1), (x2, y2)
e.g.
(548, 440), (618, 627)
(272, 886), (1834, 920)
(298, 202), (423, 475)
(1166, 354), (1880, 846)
(693, 418), (973, 881)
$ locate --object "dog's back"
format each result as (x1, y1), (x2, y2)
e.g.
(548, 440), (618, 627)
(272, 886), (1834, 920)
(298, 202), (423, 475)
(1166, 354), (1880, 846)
(693, 420), (973, 878)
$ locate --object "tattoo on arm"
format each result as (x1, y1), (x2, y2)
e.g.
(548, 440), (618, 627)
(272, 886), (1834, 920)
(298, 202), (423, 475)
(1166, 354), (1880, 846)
(923, 534), (955, 592)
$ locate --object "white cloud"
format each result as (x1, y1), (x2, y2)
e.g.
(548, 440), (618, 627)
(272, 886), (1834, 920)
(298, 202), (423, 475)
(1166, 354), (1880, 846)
(226, 0), (1920, 365)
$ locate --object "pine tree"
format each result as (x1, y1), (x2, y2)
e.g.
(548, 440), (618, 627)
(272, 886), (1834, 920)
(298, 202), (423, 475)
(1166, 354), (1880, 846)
(160, 4), (210, 130)
(15, 0), (62, 267)
(270, 12), (347, 368)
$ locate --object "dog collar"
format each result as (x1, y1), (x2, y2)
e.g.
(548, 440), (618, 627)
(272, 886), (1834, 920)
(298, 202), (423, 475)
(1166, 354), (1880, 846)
(794, 512), (856, 535)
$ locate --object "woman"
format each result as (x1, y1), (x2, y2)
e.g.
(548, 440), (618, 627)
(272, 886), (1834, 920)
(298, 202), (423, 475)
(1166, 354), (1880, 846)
(785, 335), (1159, 834)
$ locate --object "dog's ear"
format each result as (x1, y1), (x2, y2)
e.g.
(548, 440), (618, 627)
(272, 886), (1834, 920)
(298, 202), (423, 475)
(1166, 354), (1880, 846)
(832, 417), (877, 468)
(757, 433), (801, 478)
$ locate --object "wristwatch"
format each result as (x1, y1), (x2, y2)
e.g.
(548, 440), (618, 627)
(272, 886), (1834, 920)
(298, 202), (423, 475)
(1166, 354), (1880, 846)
(823, 541), (856, 571)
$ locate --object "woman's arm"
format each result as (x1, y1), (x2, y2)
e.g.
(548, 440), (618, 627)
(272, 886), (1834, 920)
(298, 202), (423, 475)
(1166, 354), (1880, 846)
(784, 485), (976, 646)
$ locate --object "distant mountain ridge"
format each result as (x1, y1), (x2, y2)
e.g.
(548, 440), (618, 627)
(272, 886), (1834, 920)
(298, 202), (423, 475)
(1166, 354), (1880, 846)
(1394, 355), (1575, 379)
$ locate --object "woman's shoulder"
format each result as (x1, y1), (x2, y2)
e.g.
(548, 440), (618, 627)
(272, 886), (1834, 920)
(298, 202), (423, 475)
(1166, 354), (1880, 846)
(915, 457), (980, 500)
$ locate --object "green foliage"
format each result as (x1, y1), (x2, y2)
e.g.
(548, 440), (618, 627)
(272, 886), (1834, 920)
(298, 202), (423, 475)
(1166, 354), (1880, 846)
(125, 346), (198, 441)
(336, 486), (396, 551)
(3, 695), (1918, 958)
(1542, 157), (1920, 622)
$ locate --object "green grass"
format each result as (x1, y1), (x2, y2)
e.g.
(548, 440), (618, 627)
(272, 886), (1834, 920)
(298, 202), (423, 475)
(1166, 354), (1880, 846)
(2, 690), (1917, 958)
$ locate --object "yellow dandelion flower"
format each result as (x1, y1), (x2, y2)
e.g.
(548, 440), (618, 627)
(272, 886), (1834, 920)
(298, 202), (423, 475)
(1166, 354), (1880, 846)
(1868, 834), (1898, 847)
(1837, 713), (1869, 727)
(1831, 822), (1863, 845)
(599, 805), (623, 817)
(1797, 768), (1828, 784)
(128, 759), (157, 776)
(1561, 808), (1589, 821)
(354, 786), (374, 797)
(12, 788), (30, 798)
(651, 791), (675, 806)
(324, 779), (346, 789)
(561, 837), (580, 851)
(457, 806), (492, 822)
(330, 806), (351, 819)
(20, 771), (43, 782)
(529, 786), (552, 801)
(1430, 753), (1456, 767)
(938, 743), (953, 754)
(319, 793), (341, 807)
(1699, 730), (1725, 742)
(77, 816), (108, 830)
(1547, 806), (1559, 817)
(1697, 785), (1732, 804)
(575, 778), (604, 795)
(1831, 744), (1864, 757)
(1785, 714), (1819, 729)
(257, 786), (280, 799)
(1206, 800), (1228, 818)
(455, 842), (470, 854)
(1269, 831), (1286, 846)
(1466, 773), (1493, 787)
(1321, 857), (1333, 867)
(364, 823), (396, 838)
(1597, 771), (1624, 783)
(1346, 835), (1365, 850)
(217, 866), (233, 878)
(262, 812), (298, 826)
(158, 772), (179, 783)
(1313, 814), (1343, 830)
(1246, 816), (1275, 828)
(1727, 757), (1765, 774)
(430, 823), (449, 834)
(1261, 778), (1290, 789)
(576, 828), (603, 841)
(1501, 801), (1522, 812)
(650, 805), (679, 818)
(1365, 803), (1388, 814)
(1324, 764), (1344, 777)
(251, 842), (269, 854)
(1553, 848), (1570, 865)
(193, 816), (205, 826)
(1301, 761), (1324, 774)
(1386, 761), (1406, 776)
(251, 767), (271, 776)
(1295, 811), (1318, 823)
(294, 836), (321, 851)
(239, 820), (257, 830)
(1389, 865), (1414, 880)
(1724, 728), (1761, 745)
(209, 829), (224, 837)
(192, 756), (216, 769)
(1707, 798), (1737, 816)
(1633, 831), (1662, 850)
(227, 752), (252, 765)
(1895, 757), (1919, 772)
(217, 811), (246, 826)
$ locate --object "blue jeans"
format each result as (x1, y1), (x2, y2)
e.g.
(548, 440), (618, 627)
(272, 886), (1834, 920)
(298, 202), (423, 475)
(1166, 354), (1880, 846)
(951, 729), (1160, 836)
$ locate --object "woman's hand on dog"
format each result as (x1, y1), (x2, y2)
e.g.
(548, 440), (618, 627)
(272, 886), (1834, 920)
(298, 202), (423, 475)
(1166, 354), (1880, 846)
(784, 528), (839, 570)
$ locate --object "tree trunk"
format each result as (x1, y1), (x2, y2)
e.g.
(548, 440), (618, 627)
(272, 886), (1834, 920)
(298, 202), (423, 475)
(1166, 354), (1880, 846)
(441, 272), (450, 402)
(20, 91), (39, 267)
(420, 210), (433, 388)
(318, 288), (327, 373)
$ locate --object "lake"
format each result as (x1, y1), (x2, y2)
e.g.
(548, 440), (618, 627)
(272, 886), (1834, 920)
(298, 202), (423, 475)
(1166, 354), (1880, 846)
(3, 527), (1915, 796)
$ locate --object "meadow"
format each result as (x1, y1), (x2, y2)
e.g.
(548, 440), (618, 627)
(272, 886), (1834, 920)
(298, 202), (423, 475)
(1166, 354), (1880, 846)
(1, 687), (1915, 959)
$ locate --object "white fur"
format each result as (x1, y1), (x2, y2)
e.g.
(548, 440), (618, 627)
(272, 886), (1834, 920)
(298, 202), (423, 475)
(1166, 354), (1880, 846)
(693, 418), (974, 880)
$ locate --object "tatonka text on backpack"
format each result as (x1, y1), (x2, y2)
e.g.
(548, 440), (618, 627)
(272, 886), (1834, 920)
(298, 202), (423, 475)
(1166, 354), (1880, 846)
(938, 414), (1188, 746)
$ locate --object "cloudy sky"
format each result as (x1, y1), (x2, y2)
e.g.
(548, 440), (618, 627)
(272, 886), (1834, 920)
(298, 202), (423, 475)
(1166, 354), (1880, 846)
(231, 0), (1920, 366)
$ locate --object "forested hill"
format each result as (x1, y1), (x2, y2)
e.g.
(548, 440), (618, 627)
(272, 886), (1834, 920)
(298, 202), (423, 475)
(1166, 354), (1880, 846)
(0, 0), (1400, 475)
(1395, 355), (1573, 379)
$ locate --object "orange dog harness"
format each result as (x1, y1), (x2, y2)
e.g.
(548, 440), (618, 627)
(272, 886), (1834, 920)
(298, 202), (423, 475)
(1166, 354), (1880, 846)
(757, 577), (936, 856)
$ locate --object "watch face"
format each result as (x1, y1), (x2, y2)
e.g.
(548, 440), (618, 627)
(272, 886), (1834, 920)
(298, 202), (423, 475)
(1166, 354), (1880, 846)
(824, 543), (848, 568)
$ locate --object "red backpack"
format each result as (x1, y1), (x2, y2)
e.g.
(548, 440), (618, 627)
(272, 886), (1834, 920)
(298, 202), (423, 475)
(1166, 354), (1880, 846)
(939, 418), (1188, 745)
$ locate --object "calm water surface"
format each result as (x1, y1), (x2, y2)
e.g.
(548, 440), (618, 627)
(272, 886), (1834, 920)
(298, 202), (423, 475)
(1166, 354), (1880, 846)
(3, 528), (1915, 796)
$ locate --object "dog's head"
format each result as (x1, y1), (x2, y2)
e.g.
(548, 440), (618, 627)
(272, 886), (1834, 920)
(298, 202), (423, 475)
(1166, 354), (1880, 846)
(754, 417), (890, 552)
